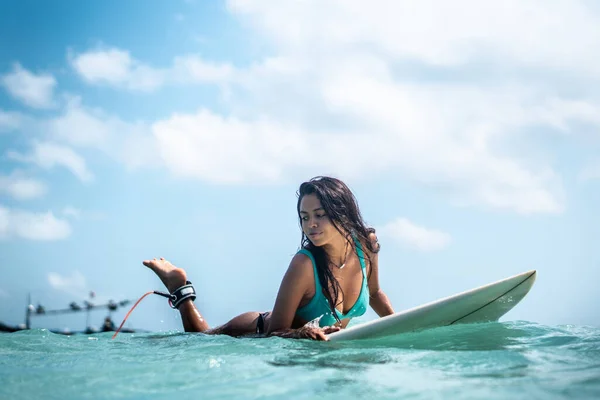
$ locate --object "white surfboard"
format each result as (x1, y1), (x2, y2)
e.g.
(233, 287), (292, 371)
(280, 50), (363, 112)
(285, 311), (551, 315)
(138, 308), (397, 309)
(327, 269), (537, 342)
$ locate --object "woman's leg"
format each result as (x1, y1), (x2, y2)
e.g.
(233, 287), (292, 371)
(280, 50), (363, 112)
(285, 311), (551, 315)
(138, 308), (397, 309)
(143, 258), (269, 336)
(208, 312), (266, 336)
(143, 258), (210, 332)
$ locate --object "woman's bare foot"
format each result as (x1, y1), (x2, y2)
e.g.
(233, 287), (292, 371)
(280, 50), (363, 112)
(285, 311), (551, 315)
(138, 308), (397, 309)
(142, 258), (187, 293)
(143, 258), (210, 332)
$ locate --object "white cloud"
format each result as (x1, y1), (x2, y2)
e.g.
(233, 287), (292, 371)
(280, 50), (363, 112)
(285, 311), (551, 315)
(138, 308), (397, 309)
(70, 48), (234, 91)
(47, 97), (115, 148)
(172, 56), (234, 83)
(214, 0), (600, 213)
(44, 97), (157, 169)
(319, 76), (569, 214)
(379, 218), (451, 252)
(0, 173), (47, 200)
(0, 205), (72, 241)
(60, 206), (105, 221)
(152, 110), (305, 183)
(578, 162), (600, 182)
(119, 126), (160, 170)
(47, 271), (87, 297)
(227, 0), (600, 77)
(47, 271), (115, 302)
(0, 110), (23, 132)
(70, 47), (165, 92)
(62, 206), (81, 219)
(63, 1), (600, 214)
(0, 207), (8, 237)
(1, 63), (56, 109)
(149, 91), (566, 213)
(7, 142), (94, 183)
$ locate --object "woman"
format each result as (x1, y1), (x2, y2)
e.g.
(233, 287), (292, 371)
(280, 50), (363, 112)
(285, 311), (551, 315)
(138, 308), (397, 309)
(143, 176), (395, 340)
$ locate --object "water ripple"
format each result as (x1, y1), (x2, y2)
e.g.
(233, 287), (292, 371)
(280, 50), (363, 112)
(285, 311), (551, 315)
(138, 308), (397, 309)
(1, 321), (599, 399)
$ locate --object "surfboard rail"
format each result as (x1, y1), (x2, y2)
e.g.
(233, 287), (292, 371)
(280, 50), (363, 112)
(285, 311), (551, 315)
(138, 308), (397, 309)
(327, 270), (537, 342)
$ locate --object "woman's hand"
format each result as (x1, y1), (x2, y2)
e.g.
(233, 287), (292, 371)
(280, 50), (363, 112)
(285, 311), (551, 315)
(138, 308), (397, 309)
(295, 325), (341, 341)
(269, 325), (341, 340)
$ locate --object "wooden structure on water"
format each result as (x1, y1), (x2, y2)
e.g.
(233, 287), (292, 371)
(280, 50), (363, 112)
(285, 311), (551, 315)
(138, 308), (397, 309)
(0, 294), (140, 335)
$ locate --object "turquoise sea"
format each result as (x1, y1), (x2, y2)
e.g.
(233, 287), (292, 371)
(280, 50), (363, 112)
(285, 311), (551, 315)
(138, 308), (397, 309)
(1, 321), (599, 400)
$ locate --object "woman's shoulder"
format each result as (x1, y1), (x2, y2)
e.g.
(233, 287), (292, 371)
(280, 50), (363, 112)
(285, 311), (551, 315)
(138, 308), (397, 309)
(293, 248), (314, 264)
(279, 250), (315, 287)
(288, 249), (315, 273)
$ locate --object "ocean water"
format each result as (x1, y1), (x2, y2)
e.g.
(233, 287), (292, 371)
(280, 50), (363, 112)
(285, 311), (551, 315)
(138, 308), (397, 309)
(1, 321), (599, 400)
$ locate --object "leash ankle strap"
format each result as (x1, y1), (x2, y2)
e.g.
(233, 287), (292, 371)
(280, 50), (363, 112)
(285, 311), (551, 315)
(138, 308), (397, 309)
(168, 281), (196, 309)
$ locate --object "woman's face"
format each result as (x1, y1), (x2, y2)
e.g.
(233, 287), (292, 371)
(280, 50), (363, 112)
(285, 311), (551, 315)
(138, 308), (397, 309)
(299, 193), (339, 246)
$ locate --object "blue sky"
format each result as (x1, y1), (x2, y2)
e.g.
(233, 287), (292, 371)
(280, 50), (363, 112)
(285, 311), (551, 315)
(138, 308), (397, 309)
(1, 0), (599, 333)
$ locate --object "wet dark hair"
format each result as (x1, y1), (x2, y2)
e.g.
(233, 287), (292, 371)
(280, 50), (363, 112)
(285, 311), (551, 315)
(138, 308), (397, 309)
(296, 176), (379, 324)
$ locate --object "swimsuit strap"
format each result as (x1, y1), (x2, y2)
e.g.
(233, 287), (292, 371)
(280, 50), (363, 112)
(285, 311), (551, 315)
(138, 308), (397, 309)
(298, 248), (322, 292)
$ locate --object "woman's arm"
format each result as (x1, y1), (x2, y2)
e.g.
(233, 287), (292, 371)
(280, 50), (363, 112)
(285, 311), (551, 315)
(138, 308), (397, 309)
(369, 288), (395, 317)
(266, 253), (340, 340)
(367, 232), (395, 317)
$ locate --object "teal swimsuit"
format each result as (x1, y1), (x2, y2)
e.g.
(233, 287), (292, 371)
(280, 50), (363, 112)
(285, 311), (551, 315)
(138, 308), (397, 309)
(295, 238), (369, 327)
